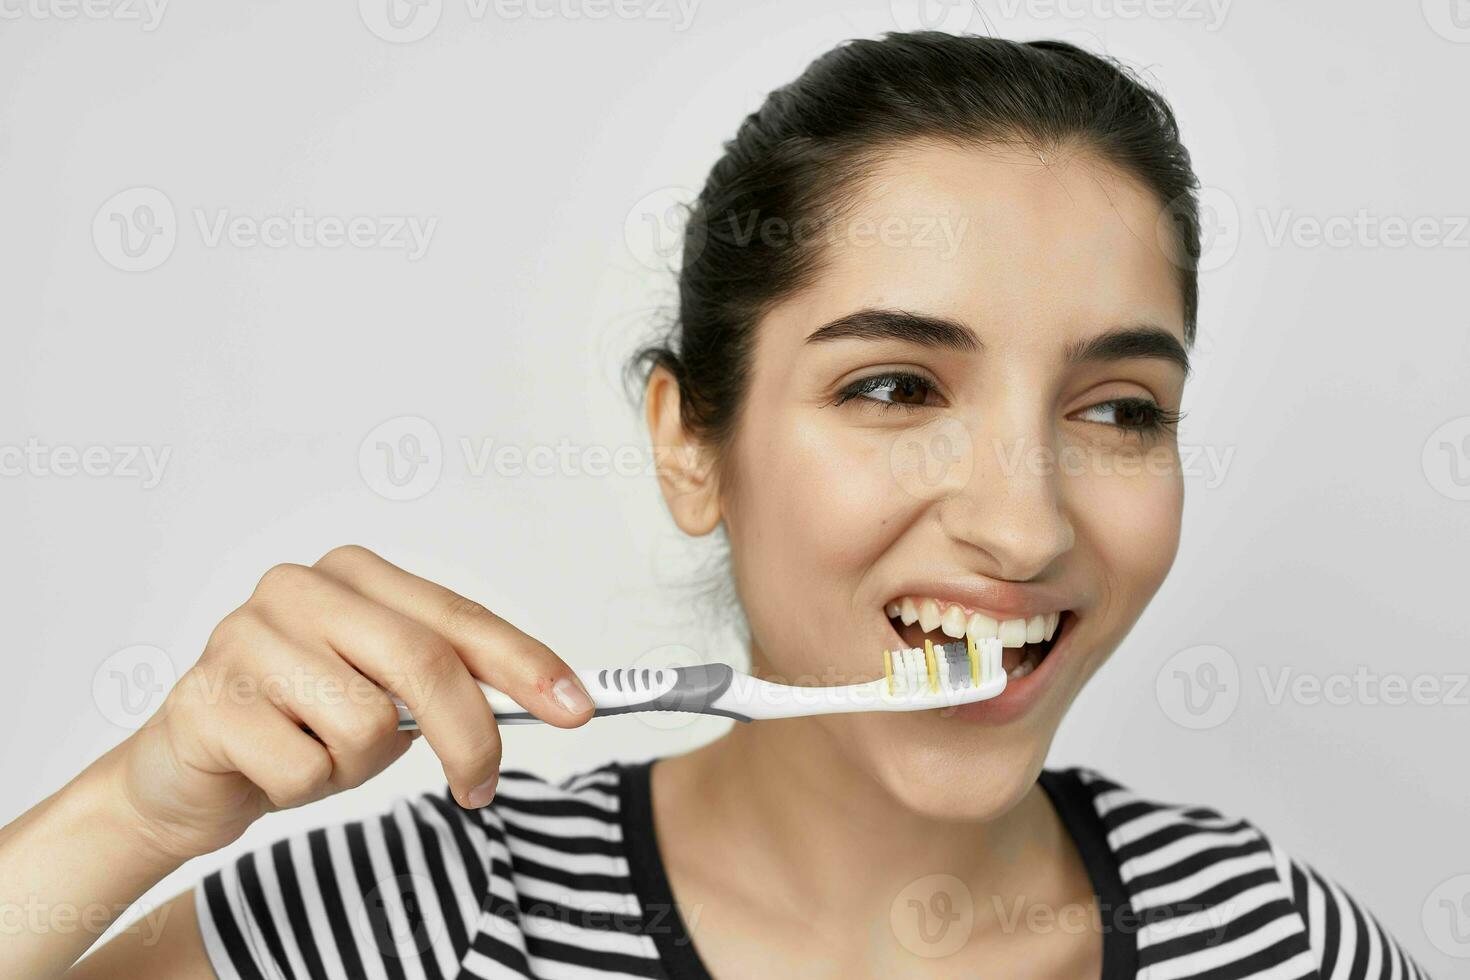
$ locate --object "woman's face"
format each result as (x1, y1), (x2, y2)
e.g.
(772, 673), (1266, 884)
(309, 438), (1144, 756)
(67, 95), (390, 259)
(719, 142), (1189, 819)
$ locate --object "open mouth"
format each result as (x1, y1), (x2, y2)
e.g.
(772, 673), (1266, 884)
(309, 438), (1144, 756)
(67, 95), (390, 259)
(885, 596), (1072, 680)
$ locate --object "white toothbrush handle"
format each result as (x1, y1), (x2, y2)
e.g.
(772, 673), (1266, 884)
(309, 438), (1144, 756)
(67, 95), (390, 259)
(393, 664), (747, 730)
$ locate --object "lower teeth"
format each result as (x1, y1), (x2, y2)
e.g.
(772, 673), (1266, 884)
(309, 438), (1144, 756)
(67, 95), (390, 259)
(1009, 650), (1041, 679)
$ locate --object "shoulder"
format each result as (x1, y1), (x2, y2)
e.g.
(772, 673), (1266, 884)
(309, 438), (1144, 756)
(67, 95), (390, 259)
(193, 762), (653, 980)
(1046, 767), (1433, 980)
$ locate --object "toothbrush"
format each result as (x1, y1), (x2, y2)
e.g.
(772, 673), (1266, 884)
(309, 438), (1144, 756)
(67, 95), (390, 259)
(393, 636), (1005, 728)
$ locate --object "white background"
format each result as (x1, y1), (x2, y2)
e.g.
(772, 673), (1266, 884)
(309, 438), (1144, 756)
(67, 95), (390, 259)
(3, 0), (1467, 972)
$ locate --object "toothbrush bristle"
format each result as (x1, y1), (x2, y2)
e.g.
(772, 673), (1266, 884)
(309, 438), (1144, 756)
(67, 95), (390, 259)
(886, 640), (969, 694)
(945, 645), (969, 688)
(884, 637), (1003, 698)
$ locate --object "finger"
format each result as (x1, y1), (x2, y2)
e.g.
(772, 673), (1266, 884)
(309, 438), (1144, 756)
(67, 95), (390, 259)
(253, 563), (503, 806)
(213, 701), (337, 811)
(243, 629), (412, 792)
(312, 545), (594, 726)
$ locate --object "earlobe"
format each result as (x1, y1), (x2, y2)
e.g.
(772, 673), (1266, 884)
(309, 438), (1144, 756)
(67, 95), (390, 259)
(644, 366), (723, 536)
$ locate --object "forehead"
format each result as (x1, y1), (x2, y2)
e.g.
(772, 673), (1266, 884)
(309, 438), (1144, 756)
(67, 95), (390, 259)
(764, 141), (1187, 353)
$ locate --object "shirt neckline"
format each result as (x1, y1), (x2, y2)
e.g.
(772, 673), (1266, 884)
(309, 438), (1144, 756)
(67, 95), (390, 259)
(617, 757), (713, 980)
(616, 759), (1138, 980)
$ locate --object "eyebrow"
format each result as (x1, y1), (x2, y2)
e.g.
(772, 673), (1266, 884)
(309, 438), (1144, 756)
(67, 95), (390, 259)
(1065, 325), (1191, 376)
(803, 309), (981, 352)
(804, 307), (1190, 375)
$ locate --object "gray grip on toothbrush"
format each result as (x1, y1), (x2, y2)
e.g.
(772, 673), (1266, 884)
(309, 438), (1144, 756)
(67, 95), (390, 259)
(490, 664), (752, 724)
(622, 663), (750, 722)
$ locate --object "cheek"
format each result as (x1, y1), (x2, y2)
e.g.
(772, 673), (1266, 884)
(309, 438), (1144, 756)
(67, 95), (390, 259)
(723, 409), (920, 666)
(734, 411), (917, 568)
(1071, 449), (1183, 604)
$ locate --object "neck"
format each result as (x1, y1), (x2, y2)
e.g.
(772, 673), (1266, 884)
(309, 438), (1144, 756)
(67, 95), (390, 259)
(654, 713), (1070, 926)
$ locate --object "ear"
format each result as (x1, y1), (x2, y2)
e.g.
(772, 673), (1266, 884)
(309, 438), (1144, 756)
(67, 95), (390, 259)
(644, 365), (723, 536)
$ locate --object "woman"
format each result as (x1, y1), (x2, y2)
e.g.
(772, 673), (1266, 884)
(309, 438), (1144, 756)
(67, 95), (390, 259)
(2, 32), (1428, 979)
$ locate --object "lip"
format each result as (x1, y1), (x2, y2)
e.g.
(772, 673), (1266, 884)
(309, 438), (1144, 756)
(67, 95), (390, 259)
(881, 609), (1077, 727)
(883, 577), (1084, 622)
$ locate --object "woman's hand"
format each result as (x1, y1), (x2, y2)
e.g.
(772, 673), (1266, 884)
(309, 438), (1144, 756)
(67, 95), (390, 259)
(110, 544), (594, 862)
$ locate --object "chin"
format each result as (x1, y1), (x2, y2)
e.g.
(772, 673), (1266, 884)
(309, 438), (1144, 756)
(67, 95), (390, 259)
(837, 711), (1058, 823)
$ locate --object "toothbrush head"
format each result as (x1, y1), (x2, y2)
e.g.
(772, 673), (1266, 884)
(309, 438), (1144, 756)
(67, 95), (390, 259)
(882, 635), (1005, 704)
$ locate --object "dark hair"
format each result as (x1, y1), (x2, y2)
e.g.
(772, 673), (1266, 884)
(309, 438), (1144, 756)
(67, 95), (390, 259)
(629, 31), (1201, 475)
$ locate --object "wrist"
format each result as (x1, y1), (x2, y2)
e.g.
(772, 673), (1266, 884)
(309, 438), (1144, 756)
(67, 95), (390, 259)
(79, 742), (198, 873)
(0, 741), (189, 979)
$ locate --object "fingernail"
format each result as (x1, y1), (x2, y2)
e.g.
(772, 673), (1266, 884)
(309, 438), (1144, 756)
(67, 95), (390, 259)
(465, 776), (497, 808)
(552, 676), (593, 714)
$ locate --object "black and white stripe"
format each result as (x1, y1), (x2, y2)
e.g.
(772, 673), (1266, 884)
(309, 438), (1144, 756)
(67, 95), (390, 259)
(198, 765), (662, 980)
(1076, 769), (1431, 980)
(196, 764), (1431, 979)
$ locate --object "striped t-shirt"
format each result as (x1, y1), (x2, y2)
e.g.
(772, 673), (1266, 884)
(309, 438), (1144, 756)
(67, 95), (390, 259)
(196, 762), (1431, 979)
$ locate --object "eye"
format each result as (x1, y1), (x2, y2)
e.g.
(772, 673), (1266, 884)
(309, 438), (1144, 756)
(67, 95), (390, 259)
(1074, 397), (1183, 436)
(833, 371), (941, 411)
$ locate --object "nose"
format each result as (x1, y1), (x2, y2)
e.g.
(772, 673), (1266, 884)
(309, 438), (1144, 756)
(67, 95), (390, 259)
(936, 414), (1075, 582)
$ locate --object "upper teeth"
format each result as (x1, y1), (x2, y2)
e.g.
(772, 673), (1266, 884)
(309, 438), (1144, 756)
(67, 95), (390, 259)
(885, 596), (1062, 648)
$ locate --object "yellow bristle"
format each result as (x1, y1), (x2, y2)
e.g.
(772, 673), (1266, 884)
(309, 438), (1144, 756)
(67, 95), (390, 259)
(883, 648), (893, 695)
(924, 638), (938, 692)
(967, 632), (980, 686)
